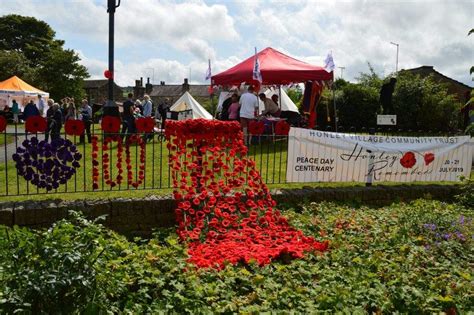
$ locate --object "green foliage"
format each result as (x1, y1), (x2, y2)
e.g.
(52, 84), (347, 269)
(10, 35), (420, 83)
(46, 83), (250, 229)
(333, 65), (463, 131)
(392, 72), (461, 131)
(287, 86), (303, 109)
(0, 14), (61, 67)
(336, 82), (380, 129)
(0, 211), (110, 313)
(0, 14), (88, 101)
(1, 200), (472, 313)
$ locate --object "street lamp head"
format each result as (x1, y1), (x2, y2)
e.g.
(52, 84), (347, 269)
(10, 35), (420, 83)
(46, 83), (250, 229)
(390, 42), (399, 46)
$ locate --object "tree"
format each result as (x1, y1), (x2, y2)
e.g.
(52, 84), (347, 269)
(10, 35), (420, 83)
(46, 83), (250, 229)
(0, 14), (88, 101)
(0, 15), (62, 67)
(38, 48), (88, 101)
(0, 50), (36, 82)
(392, 72), (461, 131)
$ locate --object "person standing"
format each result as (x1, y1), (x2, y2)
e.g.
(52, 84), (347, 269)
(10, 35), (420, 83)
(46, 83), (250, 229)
(158, 98), (170, 129)
(79, 99), (92, 144)
(64, 102), (76, 121)
(23, 100), (40, 121)
(228, 94), (240, 121)
(239, 86), (259, 144)
(121, 93), (136, 138)
(142, 95), (152, 118)
(45, 103), (62, 141)
(12, 100), (20, 123)
(37, 94), (45, 117)
(142, 94), (153, 141)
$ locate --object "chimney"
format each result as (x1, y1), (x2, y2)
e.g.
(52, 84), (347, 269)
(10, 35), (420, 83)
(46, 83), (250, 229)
(145, 77), (152, 94)
(140, 77), (143, 87)
(182, 78), (190, 93)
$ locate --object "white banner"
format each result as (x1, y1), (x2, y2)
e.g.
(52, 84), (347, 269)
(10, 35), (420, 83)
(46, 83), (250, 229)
(287, 128), (473, 183)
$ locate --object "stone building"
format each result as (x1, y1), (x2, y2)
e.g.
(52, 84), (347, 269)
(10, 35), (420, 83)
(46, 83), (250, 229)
(135, 78), (214, 106)
(83, 79), (124, 105)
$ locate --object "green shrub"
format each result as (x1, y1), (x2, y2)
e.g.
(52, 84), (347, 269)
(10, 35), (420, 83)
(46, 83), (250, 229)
(0, 201), (472, 313)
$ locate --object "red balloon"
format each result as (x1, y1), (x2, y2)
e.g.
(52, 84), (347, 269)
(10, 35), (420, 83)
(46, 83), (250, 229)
(104, 70), (113, 79)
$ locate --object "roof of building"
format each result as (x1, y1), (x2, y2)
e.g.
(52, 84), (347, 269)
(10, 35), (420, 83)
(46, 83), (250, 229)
(402, 66), (472, 90)
(83, 79), (123, 89)
(149, 84), (210, 98)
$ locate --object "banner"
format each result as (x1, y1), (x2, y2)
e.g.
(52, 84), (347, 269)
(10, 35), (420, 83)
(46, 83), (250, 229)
(287, 128), (473, 183)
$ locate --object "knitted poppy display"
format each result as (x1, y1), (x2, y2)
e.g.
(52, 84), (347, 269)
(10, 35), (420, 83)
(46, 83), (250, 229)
(0, 116), (6, 132)
(135, 117), (155, 133)
(12, 137), (82, 191)
(25, 116), (47, 133)
(275, 120), (290, 135)
(166, 119), (328, 269)
(248, 120), (265, 135)
(64, 119), (85, 136)
(101, 116), (121, 133)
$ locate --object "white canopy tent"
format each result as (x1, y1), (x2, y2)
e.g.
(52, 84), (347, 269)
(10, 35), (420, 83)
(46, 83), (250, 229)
(264, 87), (299, 113)
(170, 91), (213, 120)
(216, 91), (232, 114)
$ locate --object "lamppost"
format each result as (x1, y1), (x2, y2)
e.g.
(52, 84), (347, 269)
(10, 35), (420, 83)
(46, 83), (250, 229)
(390, 42), (399, 73)
(338, 66), (345, 79)
(106, 0), (120, 111)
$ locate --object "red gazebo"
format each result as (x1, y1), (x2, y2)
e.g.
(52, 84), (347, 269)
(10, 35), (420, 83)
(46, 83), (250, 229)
(211, 47), (333, 86)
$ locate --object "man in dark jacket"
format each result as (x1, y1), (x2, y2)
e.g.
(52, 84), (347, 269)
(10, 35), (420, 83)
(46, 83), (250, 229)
(23, 100), (40, 121)
(121, 93), (135, 138)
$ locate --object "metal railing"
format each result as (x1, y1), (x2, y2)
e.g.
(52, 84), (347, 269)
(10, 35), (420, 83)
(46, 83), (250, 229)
(0, 123), (465, 197)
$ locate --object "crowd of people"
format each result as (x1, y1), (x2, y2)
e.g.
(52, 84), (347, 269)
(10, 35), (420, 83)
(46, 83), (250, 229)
(218, 85), (299, 144)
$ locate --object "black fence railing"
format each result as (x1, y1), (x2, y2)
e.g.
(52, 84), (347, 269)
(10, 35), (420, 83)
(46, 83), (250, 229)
(0, 123), (466, 197)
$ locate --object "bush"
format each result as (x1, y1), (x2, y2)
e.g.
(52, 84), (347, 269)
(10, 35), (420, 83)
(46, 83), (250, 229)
(0, 201), (472, 313)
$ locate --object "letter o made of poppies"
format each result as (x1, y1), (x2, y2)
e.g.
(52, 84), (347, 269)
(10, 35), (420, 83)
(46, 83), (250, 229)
(65, 120), (85, 136)
(101, 116), (121, 133)
(25, 116), (47, 133)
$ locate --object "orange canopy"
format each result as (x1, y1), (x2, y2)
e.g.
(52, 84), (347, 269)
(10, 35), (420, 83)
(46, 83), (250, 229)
(0, 76), (48, 96)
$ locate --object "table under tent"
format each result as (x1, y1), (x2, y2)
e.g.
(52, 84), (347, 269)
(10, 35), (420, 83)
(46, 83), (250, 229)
(167, 91), (213, 121)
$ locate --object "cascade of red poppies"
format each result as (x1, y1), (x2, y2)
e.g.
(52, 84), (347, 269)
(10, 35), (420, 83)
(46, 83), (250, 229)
(166, 119), (328, 269)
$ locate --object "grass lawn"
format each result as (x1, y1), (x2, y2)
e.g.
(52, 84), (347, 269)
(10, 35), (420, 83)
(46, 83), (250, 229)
(0, 199), (472, 313)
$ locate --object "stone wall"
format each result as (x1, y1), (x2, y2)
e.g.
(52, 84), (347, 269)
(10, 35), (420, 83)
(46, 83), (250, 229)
(0, 185), (462, 236)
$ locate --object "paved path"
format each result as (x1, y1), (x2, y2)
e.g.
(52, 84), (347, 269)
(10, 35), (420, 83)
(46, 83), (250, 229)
(0, 126), (27, 164)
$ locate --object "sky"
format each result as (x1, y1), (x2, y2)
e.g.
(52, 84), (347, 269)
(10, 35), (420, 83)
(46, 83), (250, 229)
(1, 0), (473, 87)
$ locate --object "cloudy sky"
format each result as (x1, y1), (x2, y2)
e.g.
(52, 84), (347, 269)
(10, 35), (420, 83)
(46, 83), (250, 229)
(1, 0), (473, 87)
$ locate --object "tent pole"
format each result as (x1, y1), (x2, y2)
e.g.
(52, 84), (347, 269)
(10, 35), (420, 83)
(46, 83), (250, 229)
(279, 85), (282, 110)
(332, 76), (338, 132)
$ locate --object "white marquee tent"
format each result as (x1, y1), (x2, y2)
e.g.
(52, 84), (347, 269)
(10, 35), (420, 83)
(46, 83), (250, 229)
(264, 87), (299, 113)
(170, 91), (213, 120)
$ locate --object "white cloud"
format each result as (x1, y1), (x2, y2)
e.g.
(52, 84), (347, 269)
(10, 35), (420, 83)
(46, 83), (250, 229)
(231, 0), (473, 84)
(79, 50), (243, 87)
(1, 0), (472, 86)
(0, 0), (238, 60)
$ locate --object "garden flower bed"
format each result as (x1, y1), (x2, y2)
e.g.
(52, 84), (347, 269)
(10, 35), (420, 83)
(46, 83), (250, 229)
(0, 199), (472, 313)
